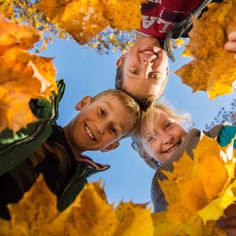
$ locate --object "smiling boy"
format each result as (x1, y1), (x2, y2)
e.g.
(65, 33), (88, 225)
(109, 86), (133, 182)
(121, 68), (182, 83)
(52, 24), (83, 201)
(116, 0), (225, 109)
(0, 81), (141, 219)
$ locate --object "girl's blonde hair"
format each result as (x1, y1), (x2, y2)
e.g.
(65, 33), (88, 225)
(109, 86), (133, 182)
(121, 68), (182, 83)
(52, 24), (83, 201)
(131, 102), (192, 169)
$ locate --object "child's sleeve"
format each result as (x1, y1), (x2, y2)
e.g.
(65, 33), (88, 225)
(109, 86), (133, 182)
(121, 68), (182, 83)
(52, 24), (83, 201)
(217, 126), (236, 148)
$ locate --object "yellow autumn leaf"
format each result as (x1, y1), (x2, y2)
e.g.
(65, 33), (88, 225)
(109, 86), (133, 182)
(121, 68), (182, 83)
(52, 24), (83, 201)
(0, 176), (154, 236)
(104, 0), (144, 30)
(34, 0), (67, 23)
(114, 202), (154, 236)
(175, 0), (236, 99)
(0, 15), (41, 54)
(154, 135), (236, 235)
(198, 181), (236, 225)
(0, 18), (57, 132)
(152, 211), (186, 236)
(175, 38), (185, 48)
(193, 136), (229, 202)
(36, 0), (144, 44)
(42, 181), (119, 236)
(60, 0), (109, 44)
(0, 1), (14, 19)
(0, 175), (59, 236)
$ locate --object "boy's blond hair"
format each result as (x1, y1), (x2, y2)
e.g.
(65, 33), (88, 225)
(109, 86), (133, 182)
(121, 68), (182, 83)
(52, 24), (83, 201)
(132, 102), (191, 169)
(92, 89), (142, 136)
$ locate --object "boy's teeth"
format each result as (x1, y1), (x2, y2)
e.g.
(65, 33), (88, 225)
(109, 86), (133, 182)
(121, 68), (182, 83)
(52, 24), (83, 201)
(85, 124), (95, 140)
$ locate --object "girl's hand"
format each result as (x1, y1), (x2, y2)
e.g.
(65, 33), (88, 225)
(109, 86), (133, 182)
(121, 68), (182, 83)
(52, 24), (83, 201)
(225, 32), (236, 60)
(217, 203), (236, 236)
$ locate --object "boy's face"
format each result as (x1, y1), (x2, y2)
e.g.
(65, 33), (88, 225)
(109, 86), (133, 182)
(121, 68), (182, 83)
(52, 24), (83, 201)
(140, 110), (186, 163)
(118, 34), (168, 99)
(71, 96), (134, 152)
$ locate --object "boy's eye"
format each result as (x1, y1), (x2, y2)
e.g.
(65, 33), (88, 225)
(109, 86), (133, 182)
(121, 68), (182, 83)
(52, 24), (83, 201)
(148, 72), (158, 80)
(110, 126), (117, 136)
(129, 67), (139, 75)
(99, 108), (106, 117)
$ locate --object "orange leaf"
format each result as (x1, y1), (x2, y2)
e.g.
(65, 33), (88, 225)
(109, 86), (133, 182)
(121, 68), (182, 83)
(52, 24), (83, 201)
(175, 0), (236, 99)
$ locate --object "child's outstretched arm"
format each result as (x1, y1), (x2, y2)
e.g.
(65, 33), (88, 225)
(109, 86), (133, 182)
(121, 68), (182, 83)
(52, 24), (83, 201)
(225, 32), (236, 60)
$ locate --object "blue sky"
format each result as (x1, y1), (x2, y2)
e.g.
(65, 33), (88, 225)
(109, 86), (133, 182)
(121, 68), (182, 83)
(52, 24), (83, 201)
(41, 37), (236, 207)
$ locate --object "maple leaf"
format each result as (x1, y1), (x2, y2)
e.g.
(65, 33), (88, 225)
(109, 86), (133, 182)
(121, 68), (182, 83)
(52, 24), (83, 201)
(198, 181), (236, 225)
(60, 0), (109, 44)
(175, 0), (236, 99)
(155, 135), (236, 235)
(114, 202), (154, 236)
(36, 0), (144, 44)
(0, 175), (59, 236)
(0, 176), (154, 236)
(0, 18), (57, 132)
(0, 15), (40, 54)
(104, 0), (144, 30)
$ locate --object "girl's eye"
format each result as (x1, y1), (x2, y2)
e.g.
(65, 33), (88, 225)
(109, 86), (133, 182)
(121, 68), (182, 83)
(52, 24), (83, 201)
(130, 67), (139, 75)
(148, 72), (158, 80)
(99, 108), (106, 117)
(147, 134), (155, 142)
(166, 121), (173, 128)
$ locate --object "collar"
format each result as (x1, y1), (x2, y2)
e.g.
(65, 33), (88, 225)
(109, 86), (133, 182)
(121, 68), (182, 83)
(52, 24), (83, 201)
(76, 154), (110, 171)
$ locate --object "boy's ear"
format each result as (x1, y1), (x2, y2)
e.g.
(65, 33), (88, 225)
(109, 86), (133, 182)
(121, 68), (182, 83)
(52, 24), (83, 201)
(100, 142), (120, 153)
(75, 96), (92, 111)
(116, 53), (127, 67)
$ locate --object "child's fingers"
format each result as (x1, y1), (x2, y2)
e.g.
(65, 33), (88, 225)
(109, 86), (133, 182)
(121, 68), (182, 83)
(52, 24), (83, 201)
(225, 33), (236, 53)
(225, 41), (236, 52)
(228, 32), (236, 41)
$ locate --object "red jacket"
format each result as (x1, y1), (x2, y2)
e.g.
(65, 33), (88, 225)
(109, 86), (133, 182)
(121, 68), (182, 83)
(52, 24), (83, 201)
(139, 0), (204, 40)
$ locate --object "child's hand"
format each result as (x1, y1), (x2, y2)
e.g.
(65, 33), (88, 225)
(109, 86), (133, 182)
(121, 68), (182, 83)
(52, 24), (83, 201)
(217, 203), (236, 236)
(225, 32), (236, 60)
(217, 126), (236, 148)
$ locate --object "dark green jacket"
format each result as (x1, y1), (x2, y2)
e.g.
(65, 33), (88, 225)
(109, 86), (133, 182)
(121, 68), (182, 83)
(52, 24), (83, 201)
(0, 80), (65, 175)
(0, 80), (109, 218)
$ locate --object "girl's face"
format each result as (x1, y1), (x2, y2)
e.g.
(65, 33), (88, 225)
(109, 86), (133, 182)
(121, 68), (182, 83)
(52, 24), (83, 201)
(140, 110), (187, 163)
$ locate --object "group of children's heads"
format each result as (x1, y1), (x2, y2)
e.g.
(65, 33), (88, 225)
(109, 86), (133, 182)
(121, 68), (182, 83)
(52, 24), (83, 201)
(71, 33), (175, 161)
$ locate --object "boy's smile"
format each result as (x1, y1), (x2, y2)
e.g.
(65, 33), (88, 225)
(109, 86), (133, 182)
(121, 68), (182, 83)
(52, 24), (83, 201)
(66, 96), (134, 153)
(84, 123), (96, 141)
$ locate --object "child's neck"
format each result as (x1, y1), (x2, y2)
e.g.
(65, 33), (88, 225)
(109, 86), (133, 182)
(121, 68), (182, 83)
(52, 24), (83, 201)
(63, 124), (84, 159)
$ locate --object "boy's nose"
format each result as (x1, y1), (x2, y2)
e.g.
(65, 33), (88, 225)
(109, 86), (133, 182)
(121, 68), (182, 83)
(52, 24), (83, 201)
(140, 53), (157, 65)
(94, 121), (105, 135)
